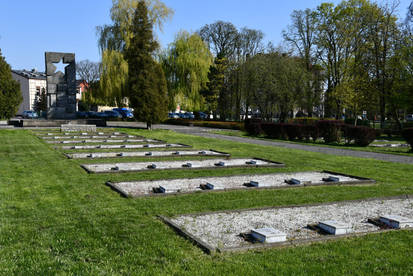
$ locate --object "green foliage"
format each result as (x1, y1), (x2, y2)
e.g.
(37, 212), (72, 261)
(125, 1), (168, 128)
(0, 50), (22, 119)
(33, 88), (47, 113)
(99, 50), (128, 106)
(202, 54), (228, 117)
(161, 31), (213, 111)
(241, 52), (308, 122)
(96, 0), (173, 108)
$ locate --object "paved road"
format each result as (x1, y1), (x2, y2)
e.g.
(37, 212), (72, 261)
(106, 122), (413, 165)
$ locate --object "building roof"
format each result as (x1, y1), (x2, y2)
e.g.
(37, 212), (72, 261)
(12, 69), (46, 80)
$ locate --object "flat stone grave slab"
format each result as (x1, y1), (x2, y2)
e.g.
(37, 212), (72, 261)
(61, 124), (96, 132)
(59, 143), (191, 150)
(107, 171), (375, 197)
(162, 196), (413, 254)
(66, 149), (230, 159)
(46, 138), (164, 144)
(81, 158), (284, 174)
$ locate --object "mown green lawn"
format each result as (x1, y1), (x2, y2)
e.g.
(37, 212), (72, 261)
(0, 129), (412, 275)
(211, 130), (413, 156)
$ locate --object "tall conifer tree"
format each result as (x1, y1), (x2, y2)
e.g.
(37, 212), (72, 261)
(0, 49), (22, 119)
(124, 1), (168, 129)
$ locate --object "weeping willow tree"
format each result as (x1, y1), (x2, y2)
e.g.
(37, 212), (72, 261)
(161, 31), (213, 111)
(96, 0), (173, 105)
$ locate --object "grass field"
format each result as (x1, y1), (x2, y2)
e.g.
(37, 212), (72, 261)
(0, 129), (412, 275)
(211, 130), (413, 156)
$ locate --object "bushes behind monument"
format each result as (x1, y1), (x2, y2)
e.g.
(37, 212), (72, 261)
(245, 119), (377, 146)
(401, 128), (413, 151)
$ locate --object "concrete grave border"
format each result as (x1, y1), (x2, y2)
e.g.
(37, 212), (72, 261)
(81, 157), (285, 174)
(45, 138), (165, 145)
(159, 194), (412, 254)
(57, 143), (192, 150)
(65, 149), (230, 159)
(106, 170), (375, 198)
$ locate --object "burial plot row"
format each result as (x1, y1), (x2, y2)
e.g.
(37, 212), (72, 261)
(81, 158), (284, 174)
(106, 171), (375, 198)
(46, 138), (164, 144)
(162, 196), (413, 254)
(60, 143), (191, 150)
(34, 131), (127, 136)
(41, 135), (141, 140)
(66, 149), (230, 159)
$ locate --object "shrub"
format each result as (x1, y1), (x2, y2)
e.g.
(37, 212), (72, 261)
(343, 125), (377, 146)
(344, 118), (371, 127)
(244, 119), (262, 135)
(165, 119), (243, 130)
(284, 124), (304, 140)
(402, 128), (413, 151)
(316, 120), (344, 143)
(289, 117), (319, 125)
(301, 125), (319, 141)
(261, 123), (288, 139)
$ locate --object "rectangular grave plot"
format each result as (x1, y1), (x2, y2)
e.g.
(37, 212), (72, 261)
(46, 138), (164, 145)
(59, 143), (192, 150)
(106, 171), (375, 198)
(162, 195), (413, 254)
(81, 158), (285, 174)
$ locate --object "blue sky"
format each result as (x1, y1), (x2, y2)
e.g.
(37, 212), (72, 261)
(0, 0), (411, 71)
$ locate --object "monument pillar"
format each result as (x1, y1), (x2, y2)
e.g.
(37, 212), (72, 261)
(45, 52), (77, 119)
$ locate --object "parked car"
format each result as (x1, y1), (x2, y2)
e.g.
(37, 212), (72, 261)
(407, 114), (413, 121)
(76, 111), (89, 119)
(104, 110), (122, 119)
(178, 112), (194, 119)
(168, 112), (179, 119)
(113, 108), (134, 119)
(197, 111), (208, 120)
(22, 110), (38, 119)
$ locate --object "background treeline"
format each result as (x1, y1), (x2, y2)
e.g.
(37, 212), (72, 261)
(84, 0), (413, 127)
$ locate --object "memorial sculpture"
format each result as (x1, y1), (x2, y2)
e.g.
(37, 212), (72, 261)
(45, 52), (77, 119)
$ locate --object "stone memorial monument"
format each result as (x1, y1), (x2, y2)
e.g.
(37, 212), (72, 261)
(45, 52), (77, 119)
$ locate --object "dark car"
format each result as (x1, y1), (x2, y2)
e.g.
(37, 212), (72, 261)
(104, 110), (122, 119)
(22, 110), (38, 119)
(76, 111), (89, 119)
(113, 108), (134, 119)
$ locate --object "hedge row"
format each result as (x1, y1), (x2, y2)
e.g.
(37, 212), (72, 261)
(402, 128), (413, 151)
(165, 119), (243, 130)
(245, 119), (377, 146)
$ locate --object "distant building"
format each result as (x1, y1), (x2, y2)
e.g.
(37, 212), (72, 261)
(11, 69), (47, 115)
(76, 80), (89, 111)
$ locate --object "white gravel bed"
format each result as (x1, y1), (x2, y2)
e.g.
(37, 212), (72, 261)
(67, 150), (229, 159)
(36, 131), (126, 136)
(82, 158), (280, 173)
(170, 198), (413, 249)
(46, 138), (160, 144)
(60, 143), (189, 150)
(42, 135), (140, 140)
(111, 172), (364, 197)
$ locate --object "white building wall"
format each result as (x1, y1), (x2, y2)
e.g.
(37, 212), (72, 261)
(11, 72), (47, 115)
(28, 79), (47, 110)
